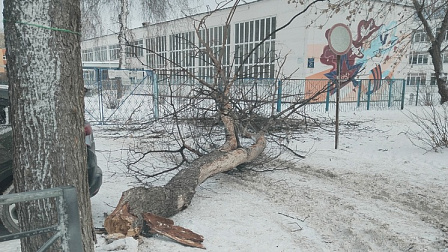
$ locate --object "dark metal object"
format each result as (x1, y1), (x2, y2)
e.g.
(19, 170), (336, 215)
(0, 186), (83, 252)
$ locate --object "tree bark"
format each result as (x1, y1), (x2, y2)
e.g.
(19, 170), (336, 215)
(4, 0), (94, 251)
(413, 0), (448, 104)
(143, 212), (205, 249)
(429, 44), (448, 104)
(105, 135), (266, 233)
(118, 0), (129, 69)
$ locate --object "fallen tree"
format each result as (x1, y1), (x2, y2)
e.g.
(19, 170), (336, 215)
(104, 0), (326, 239)
(105, 135), (266, 230)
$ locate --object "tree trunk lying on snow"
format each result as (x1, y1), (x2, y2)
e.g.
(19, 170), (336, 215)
(104, 135), (266, 235)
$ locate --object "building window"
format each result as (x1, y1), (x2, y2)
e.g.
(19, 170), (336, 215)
(409, 53), (429, 64)
(198, 25), (231, 78)
(413, 30), (427, 43)
(94, 46), (108, 61)
(407, 73), (426, 86)
(443, 53), (448, 63)
(109, 44), (120, 61)
(81, 49), (87, 61)
(234, 16), (276, 79)
(82, 49), (94, 62)
(430, 73), (447, 85)
(436, 28), (448, 40)
(126, 40), (144, 57)
(83, 69), (95, 81)
(170, 31), (196, 76)
(146, 36), (168, 69)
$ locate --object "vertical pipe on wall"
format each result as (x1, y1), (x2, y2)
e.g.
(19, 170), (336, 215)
(325, 81), (331, 112)
(357, 81), (362, 108)
(388, 79), (393, 107)
(276, 80), (282, 113)
(97, 68), (104, 125)
(153, 73), (159, 120)
(415, 79), (420, 106)
(367, 79), (372, 110)
(401, 79), (406, 110)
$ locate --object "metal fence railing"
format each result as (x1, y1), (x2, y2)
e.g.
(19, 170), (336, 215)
(5, 75), (443, 125)
(280, 79), (407, 112)
(83, 75), (408, 124)
(83, 68), (155, 125)
(405, 83), (439, 106)
(0, 186), (83, 251)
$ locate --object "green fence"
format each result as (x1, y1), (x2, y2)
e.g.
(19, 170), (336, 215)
(279, 79), (406, 112)
(81, 74), (407, 125)
(1, 76), (408, 126)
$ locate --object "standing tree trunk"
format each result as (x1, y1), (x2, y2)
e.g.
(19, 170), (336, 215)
(4, 0), (95, 251)
(428, 42), (448, 104)
(413, 0), (448, 104)
(118, 0), (129, 69)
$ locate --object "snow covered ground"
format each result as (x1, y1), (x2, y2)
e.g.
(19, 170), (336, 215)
(2, 106), (448, 251)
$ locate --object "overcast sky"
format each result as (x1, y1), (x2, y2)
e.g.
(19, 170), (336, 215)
(104, 0), (257, 31)
(0, 1), (257, 33)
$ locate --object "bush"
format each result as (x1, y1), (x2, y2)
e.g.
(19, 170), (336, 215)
(406, 104), (448, 151)
(103, 90), (119, 109)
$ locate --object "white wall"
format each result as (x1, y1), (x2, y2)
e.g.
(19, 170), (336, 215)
(81, 0), (415, 81)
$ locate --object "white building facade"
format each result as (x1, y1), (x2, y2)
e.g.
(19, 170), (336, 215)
(83, 0), (444, 105)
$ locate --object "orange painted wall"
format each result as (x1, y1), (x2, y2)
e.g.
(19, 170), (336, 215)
(0, 48), (6, 73)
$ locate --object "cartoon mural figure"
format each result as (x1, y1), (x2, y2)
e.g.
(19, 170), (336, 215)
(318, 18), (399, 97)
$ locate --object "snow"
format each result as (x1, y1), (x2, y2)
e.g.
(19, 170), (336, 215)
(2, 106), (448, 251)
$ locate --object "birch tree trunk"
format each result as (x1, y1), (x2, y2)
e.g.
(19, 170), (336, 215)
(118, 0), (129, 69)
(3, 0), (95, 251)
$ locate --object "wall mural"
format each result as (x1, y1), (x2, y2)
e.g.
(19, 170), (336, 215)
(308, 18), (401, 102)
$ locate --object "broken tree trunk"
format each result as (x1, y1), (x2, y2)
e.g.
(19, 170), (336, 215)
(104, 202), (140, 237)
(143, 212), (205, 249)
(104, 135), (266, 234)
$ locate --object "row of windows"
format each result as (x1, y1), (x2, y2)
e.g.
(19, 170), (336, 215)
(235, 17), (276, 44)
(170, 32), (196, 71)
(82, 49), (94, 61)
(234, 17), (276, 79)
(109, 44), (120, 61)
(146, 36), (167, 69)
(413, 29), (448, 43)
(82, 17), (277, 79)
(198, 25), (231, 77)
(407, 73), (447, 85)
(143, 17), (276, 79)
(199, 25), (231, 47)
(409, 52), (448, 65)
(82, 40), (143, 62)
(234, 41), (275, 65)
(409, 53), (429, 64)
(94, 46), (107, 62)
(126, 40), (144, 58)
